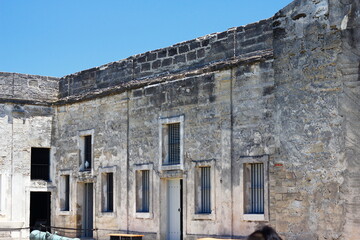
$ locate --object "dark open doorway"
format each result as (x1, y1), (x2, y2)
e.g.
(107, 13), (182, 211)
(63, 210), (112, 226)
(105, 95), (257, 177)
(30, 192), (51, 232)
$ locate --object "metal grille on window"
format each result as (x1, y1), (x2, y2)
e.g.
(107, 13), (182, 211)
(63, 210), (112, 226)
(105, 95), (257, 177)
(201, 167), (211, 213)
(107, 173), (113, 212)
(168, 123), (180, 165)
(142, 170), (149, 212)
(84, 135), (92, 170)
(64, 175), (70, 211)
(31, 148), (50, 181)
(250, 163), (264, 214)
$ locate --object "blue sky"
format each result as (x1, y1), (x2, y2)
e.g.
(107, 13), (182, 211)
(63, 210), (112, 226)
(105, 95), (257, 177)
(0, 0), (292, 77)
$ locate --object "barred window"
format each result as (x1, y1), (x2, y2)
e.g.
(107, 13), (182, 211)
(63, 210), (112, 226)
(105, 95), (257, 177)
(102, 173), (114, 212)
(200, 167), (211, 213)
(245, 163), (264, 214)
(167, 123), (180, 165)
(136, 170), (150, 213)
(31, 148), (50, 181)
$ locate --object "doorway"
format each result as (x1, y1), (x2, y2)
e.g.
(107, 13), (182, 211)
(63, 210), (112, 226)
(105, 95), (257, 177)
(83, 183), (93, 238)
(30, 192), (51, 232)
(167, 179), (183, 240)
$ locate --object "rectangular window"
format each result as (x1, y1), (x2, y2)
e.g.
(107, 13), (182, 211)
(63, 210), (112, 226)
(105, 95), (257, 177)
(245, 163), (264, 214)
(136, 170), (149, 213)
(200, 167), (211, 213)
(84, 135), (92, 170)
(31, 148), (50, 181)
(159, 115), (184, 170)
(168, 123), (180, 165)
(60, 175), (70, 211)
(102, 173), (114, 212)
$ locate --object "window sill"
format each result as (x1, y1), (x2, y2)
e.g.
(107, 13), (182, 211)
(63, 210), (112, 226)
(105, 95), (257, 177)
(135, 212), (153, 219)
(192, 212), (215, 221)
(243, 214), (266, 222)
(58, 210), (72, 216)
(160, 164), (183, 171)
(100, 211), (116, 217)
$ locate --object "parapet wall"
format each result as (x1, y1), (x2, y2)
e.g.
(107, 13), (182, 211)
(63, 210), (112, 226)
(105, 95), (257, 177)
(0, 72), (59, 103)
(59, 18), (273, 99)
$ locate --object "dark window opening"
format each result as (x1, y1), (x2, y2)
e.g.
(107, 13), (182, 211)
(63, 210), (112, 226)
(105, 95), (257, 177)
(168, 123), (180, 165)
(84, 135), (92, 170)
(62, 175), (70, 211)
(106, 173), (113, 212)
(31, 148), (50, 181)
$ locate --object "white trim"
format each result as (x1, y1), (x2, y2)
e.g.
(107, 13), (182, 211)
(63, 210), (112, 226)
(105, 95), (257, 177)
(134, 163), (153, 219)
(98, 166), (117, 216)
(159, 115), (184, 171)
(191, 159), (216, 221)
(239, 156), (269, 222)
(58, 170), (72, 215)
(78, 129), (95, 172)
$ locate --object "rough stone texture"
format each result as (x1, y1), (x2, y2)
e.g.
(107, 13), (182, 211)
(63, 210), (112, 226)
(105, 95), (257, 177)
(0, 72), (59, 103)
(2, 0), (360, 240)
(0, 104), (54, 240)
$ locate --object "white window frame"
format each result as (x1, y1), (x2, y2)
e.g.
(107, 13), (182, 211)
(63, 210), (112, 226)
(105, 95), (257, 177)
(159, 115), (184, 171)
(134, 163), (153, 219)
(99, 166), (117, 216)
(78, 129), (94, 172)
(240, 156), (269, 222)
(192, 159), (216, 220)
(58, 170), (72, 215)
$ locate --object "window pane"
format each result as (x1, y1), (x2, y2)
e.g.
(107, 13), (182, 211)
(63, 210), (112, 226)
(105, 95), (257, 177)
(168, 123), (180, 165)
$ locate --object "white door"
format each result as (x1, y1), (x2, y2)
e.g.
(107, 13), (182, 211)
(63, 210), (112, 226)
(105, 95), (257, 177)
(167, 179), (182, 240)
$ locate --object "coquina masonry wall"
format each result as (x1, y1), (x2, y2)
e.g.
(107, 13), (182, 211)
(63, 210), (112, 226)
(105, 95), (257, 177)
(1, 1), (360, 240)
(0, 73), (58, 239)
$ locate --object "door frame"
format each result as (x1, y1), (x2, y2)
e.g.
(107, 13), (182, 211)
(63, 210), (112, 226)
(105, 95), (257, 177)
(160, 178), (184, 240)
(76, 182), (94, 238)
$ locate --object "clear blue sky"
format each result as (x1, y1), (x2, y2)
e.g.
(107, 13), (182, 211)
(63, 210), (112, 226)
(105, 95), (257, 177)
(0, 0), (292, 77)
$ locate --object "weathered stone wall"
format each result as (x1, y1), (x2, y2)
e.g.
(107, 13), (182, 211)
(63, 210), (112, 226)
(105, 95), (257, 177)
(58, 19), (272, 101)
(0, 103), (54, 239)
(3, 1), (360, 240)
(336, 0), (360, 239)
(52, 94), (129, 239)
(0, 72), (59, 103)
(52, 54), (274, 239)
(272, 0), (346, 239)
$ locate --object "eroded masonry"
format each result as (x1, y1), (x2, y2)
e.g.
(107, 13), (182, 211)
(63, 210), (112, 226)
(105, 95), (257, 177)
(1, 0), (360, 239)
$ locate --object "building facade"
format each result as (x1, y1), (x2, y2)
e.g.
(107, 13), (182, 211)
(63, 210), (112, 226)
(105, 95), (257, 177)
(1, 0), (360, 239)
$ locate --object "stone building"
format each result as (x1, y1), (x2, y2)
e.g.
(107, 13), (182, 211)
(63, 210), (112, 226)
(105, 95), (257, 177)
(1, 0), (360, 239)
